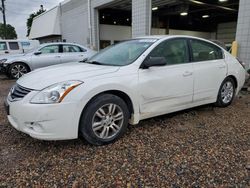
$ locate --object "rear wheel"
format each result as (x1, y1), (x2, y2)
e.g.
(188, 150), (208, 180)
(79, 94), (129, 145)
(8, 63), (29, 79)
(215, 77), (236, 107)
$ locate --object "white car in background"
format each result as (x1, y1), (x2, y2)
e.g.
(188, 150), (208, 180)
(0, 39), (40, 55)
(0, 42), (96, 79)
(5, 35), (246, 145)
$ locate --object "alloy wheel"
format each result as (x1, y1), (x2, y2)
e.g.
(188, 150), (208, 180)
(92, 103), (124, 140)
(11, 64), (28, 79)
(221, 81), (234, 104)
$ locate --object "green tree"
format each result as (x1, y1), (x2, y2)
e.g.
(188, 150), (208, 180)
(0, 23), (17, 39)
(26, 7), (46, 37)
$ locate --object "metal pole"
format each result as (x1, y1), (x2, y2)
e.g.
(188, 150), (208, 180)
(1, 0), (6, 39)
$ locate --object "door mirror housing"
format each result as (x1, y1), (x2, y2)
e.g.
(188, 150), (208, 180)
(34, 51), (42, 55)
(142, 57), (167, 69)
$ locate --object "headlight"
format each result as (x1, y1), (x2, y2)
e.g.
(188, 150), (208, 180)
(0, 59), (7, 64)
(30, 80), (83, 104)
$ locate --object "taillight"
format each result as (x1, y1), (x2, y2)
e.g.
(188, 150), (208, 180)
(236, 58), (246, 69)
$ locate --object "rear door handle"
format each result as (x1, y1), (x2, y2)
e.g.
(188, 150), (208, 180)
(183, 71), (193, 77)
(55, 56), (61, 58)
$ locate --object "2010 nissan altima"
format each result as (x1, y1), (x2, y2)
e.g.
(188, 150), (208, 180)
(5, 36), (246, 145)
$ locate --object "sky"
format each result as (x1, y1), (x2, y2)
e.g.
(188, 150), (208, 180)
(0, 0), (63, 39)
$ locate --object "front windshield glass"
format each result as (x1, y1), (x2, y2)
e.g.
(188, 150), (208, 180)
(87, 39), (158, 66)
(24, 45), (42, 54)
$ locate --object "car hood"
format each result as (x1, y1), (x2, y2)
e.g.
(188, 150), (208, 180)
(17, 62), (120, 90)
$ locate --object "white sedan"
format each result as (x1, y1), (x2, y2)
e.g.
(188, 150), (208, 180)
(5, 35), (246, 145)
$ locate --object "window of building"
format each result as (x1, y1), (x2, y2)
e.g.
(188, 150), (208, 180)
(190, 39), (223, 62)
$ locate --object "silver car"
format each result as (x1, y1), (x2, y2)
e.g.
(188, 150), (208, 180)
(0, 42), (96, 79)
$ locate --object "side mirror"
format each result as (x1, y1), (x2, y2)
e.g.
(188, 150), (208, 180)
(247, 69), (250, 74)
(142, 57), (167, 69)
(34, 51), (42, 55)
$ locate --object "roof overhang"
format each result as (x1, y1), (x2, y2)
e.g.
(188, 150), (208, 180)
(29, 6), (61, 39)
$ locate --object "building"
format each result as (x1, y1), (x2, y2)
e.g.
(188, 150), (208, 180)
(29, 0), (250, 68)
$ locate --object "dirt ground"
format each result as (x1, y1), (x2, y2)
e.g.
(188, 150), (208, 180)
(0, 74), (249, 187)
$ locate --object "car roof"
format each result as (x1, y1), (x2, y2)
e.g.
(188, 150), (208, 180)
(136, 35), (208, 40)
(39, 42), (86, 48)
(136, 35), (225, 50)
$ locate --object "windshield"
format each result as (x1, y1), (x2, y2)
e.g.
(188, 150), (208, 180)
(24, 45), (42, 54)
(87, 39), (157, 66)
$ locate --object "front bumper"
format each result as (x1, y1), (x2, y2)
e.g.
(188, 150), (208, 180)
(6, 92), (81, 140)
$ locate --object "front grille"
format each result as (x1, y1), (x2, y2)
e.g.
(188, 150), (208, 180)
(10, 84), (33, 101)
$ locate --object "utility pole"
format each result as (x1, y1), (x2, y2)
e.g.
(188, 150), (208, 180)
(1, 0), (6, 39)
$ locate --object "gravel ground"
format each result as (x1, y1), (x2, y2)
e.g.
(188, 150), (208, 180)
(0, 74), (250, 187)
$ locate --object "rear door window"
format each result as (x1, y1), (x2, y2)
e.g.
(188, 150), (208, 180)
(190, 39), (223, 62)
(9, 42), (20, 50)
(63, 45), (86, 53)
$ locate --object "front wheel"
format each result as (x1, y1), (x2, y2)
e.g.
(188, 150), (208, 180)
(79, 94), (129, 145)
(215, 77), (236, 107)
(8, 63), (29, 79)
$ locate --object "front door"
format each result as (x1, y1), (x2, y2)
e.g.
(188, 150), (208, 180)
(138, 38), (194, 119)
(31, 44), (61, 69)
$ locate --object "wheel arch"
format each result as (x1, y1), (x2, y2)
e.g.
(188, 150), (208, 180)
(78, 89), (135, 137)
(226, 75), (238, 89)
(7, 61), (31, 72)
(81, 90), (134, 117)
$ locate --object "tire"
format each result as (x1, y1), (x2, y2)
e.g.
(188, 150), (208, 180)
(79, 94), (129, 145)
(215, 77), (236, 107)
(8, 63), (30, 79)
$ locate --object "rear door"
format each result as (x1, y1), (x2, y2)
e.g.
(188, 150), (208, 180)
(138, 38), (194, 118)
(189, 39), (227, 102)
(60, 44), (87, 63)
(31, 44), (61, 69)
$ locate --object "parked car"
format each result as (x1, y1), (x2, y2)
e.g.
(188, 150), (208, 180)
(5, 35), (246, 145)
(0, 39), (40, 55)
(0, 42), (96, 79)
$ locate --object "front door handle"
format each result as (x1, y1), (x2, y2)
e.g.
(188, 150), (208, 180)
(183, 71), (193, 77)
(55, 56), (61, 58)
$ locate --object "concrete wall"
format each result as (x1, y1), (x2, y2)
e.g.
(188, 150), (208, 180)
(100, 24), (215, 44)
(60, 0), (89, 46)
(217, 22), (237, 44)
(91, 0), (116, 49)
(100, 24), (132, 43)
(236, 0), (250, 69)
